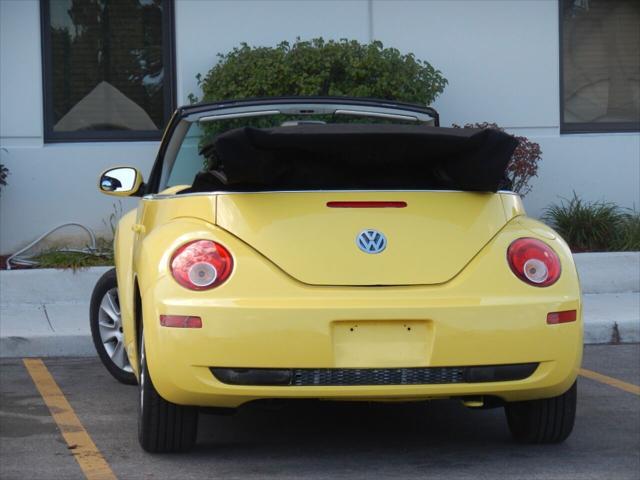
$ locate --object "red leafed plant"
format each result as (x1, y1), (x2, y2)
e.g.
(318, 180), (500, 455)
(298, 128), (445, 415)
(452, 122), (541, 197)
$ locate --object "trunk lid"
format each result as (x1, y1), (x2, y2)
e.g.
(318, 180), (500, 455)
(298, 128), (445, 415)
(216, 191), (509, 286)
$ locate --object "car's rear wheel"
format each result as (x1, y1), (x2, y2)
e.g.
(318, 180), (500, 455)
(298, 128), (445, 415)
(137, 332), (198, 453)
(90, 268), (136, 385)
(504, 381), (577, 444)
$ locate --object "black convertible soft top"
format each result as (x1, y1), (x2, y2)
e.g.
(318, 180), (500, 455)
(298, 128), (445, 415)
(188, 124), (519, 193)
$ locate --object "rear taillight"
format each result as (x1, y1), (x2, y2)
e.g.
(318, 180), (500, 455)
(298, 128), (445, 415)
(170, 240), (233, 290)
(507, 238), (561, 287)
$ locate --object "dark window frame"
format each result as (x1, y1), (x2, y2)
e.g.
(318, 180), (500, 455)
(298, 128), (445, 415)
(40, 0), (176, 143)
(559, 0), (640, 134)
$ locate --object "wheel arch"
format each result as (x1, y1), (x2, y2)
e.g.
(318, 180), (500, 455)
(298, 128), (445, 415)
(133, 276), (143, 375)
(114, 209), (139, 375)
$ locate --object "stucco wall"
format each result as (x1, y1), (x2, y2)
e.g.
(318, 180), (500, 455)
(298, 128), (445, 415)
(175, 0), (371, 105)
(0, 0), (638, 254)
(0, 0), (158, 254)
(367, 0), (640, 215)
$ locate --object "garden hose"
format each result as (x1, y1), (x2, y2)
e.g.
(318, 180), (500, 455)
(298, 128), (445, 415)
(5, 222), (104, 269)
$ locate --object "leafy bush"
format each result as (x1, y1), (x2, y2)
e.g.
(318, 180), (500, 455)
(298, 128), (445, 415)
(452, 122), (541, 197)
(543, 193), (639, 252)
(192, 38), (448, 106)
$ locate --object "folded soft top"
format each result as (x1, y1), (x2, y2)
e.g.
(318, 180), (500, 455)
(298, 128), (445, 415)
(191, 124), (519, 192)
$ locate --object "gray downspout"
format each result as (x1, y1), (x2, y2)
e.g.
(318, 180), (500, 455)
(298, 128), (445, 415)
(367, 0), (374, 42)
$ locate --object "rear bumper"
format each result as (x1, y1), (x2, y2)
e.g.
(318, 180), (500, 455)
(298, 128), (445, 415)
(142, 277), (582, 408)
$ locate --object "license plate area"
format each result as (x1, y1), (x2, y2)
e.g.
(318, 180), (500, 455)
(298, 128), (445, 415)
(332, 320), (431, 368)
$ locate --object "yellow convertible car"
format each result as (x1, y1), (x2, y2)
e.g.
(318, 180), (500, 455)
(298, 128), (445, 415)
(91, 97), (582, 452)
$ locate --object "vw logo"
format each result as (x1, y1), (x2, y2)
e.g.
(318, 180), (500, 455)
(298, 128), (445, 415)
(356, 229), (387, 254)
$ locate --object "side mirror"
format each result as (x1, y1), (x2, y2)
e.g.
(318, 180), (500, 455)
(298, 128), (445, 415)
(99, 167), (144, 196)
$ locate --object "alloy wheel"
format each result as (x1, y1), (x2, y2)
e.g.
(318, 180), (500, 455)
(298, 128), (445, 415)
(97, 288), (133, 373)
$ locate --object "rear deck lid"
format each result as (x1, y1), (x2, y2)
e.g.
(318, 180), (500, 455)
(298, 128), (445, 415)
(216, 191), (509, 286)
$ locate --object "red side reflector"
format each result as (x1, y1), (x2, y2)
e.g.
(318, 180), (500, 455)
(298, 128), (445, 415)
(546, 310), (577, 325)
(160, 315), (202, 328)
(327, 201), (407, 208)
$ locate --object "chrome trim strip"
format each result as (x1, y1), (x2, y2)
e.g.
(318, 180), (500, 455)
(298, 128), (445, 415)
(144, 189), (518, 200)
(198, 110), (281, 122)
(333, 109), (418, 121)
(186, 102), (436, 123)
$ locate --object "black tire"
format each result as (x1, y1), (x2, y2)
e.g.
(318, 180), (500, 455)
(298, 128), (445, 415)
(138, 332), (198, 453)
(90, 268), (136, 385)
(505, 381), (577, 444)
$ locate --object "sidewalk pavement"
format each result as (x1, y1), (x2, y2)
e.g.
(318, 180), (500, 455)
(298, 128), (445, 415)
(1, 254), (638, 357)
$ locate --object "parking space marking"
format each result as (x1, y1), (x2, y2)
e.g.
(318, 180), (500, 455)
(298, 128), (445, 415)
(23, 358), (117, 480)
(579, 368), (640, 396)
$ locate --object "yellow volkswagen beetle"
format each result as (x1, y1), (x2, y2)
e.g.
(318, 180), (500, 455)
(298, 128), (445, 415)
(92, 97), (582, 452)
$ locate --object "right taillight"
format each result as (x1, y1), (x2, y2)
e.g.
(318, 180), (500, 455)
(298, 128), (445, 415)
(507, 238), (561, 287)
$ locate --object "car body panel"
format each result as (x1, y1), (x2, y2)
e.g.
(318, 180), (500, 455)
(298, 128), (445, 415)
(115, 196), (582, 407)
(216, 191), (513, 286)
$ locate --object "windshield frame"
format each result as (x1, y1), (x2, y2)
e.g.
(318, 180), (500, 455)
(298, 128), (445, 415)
(145, 97), (439, 194)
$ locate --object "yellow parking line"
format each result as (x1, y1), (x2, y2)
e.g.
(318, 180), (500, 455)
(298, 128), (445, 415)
(579, 368), (640, 396)
(23, 358), (117, 480)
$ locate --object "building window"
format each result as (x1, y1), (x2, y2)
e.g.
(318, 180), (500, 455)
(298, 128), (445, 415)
(41, 0), (175, 142)
(560, 0), (640, 133)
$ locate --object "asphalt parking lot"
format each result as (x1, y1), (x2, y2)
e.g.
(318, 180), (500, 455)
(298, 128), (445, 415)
(1, 344), (639, 480)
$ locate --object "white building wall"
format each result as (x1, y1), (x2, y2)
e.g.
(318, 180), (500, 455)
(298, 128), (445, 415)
(373, 0), (560, 128)
(175, 0), (371, 106)
(0, 0), (43, 141)
(0, 0), (638, 255)
(370, 0), (640, 215)
(0, 0), (157, 255)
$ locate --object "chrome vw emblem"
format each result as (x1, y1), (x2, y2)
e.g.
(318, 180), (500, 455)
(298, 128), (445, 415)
(356, 229), (387, 254)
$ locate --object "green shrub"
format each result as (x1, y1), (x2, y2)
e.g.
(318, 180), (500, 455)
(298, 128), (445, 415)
(192, 38), (448, 106)
(543, 193), (639, 252)
(33, 250), (113, 270)
(614, 211), (640, 251)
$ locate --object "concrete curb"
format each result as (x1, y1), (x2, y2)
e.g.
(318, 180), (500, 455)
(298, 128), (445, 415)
(1, 254), (638, 357)
(582, 293), (639, 344)
(1, 267), (109, 357)
(573, 252), (640, 294)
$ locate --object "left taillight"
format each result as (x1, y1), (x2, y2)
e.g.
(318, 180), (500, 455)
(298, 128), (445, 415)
(170, 240), (233, 290)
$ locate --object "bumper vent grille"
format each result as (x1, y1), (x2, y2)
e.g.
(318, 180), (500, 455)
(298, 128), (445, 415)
(210, 363), (538, 387)
(290, 367), (465, 386)
(291, 367), (464, 387)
